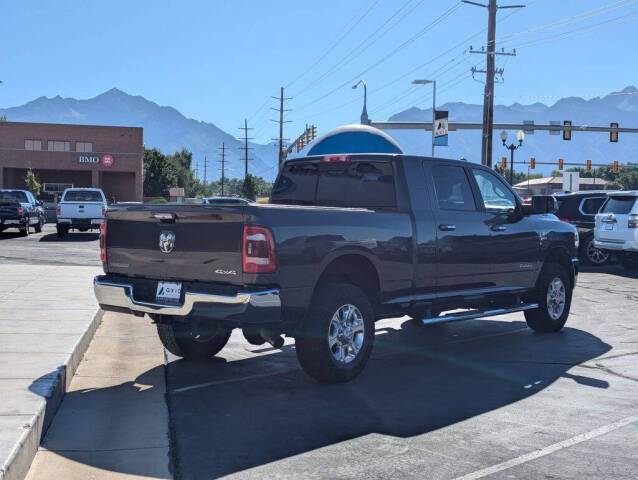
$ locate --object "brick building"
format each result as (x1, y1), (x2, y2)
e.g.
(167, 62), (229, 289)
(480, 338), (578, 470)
(0, 121), (143, 202)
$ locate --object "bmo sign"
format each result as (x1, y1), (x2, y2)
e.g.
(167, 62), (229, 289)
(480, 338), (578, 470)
(78, 154), (115, 167)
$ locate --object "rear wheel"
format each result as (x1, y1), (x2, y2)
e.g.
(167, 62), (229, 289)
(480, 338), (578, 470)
(580, 234), (609, 266)
(618, 253), (638, 271)
(524, 262), (572, 332)
(156, 317), (231, 359)
(295, 283), (375, 383)
(56, 224), (68, 238)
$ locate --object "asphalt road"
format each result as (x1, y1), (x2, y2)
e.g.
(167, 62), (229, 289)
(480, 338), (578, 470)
(162, 265), (638, 480)
(7, 227), (637, 479)
(0, 223), (101, 266)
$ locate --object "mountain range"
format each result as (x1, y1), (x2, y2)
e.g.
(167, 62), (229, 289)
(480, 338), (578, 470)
(1, 86), (637, 181)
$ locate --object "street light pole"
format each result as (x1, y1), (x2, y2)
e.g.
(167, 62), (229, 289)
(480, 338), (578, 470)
(500, 130), (525, 185)
(352, 80), (369, 125)
(412, 79), (436, 157)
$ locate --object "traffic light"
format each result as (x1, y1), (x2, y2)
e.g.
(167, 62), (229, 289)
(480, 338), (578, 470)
(529, 157), (536, 170)
(558, 158), (564, 170)
(305, 129), (311, 144)
(586, 159), (592, 172)
(613, 160), (619, 174)
(311, 125), (317, 139)
(563, 120), (572, 141)
(501, 157), (507, 170)
(610, 122), (618, 143)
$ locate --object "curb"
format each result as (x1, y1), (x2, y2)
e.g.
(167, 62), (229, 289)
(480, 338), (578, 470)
(0, 309), (104, 480)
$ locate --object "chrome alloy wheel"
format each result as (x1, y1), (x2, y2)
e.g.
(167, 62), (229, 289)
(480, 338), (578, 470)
(546, 277), (566, 321)
(586, 238), (609, 265)
(328, 304), (365, 364)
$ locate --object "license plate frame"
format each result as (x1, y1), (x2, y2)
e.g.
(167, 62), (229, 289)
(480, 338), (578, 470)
(603, 223), (616, 231)
(156, 281), (182, 303)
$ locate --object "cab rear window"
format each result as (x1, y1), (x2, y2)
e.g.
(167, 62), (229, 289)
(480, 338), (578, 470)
(0, 191), (27, 203)
(271, 160), (396, 208)
(601, 196), (637, 214)
(63, 190), (103, 202)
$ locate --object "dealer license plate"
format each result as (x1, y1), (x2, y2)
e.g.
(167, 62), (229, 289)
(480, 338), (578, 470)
(156, 281), (182, 303)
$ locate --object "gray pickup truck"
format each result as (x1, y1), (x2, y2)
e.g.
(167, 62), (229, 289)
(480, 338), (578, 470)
(94, 153), (579, 383)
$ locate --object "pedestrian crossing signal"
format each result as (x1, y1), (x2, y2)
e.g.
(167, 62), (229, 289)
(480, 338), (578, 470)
(558, 158), (564, 170)
(610, 122), (618, 143)
(586, 159), (592, 172)
(529, 157), (536, 170)
(563, 121), (572, 141)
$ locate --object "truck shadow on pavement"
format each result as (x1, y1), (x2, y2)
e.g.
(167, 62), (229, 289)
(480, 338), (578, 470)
(39, 232), (100, 242)
(31, 319), (610, 479)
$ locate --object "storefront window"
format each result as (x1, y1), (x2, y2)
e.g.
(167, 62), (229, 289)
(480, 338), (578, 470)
(25, 139), (42, 150)
(47, 140), (71, 152)
(76, 142), (93, 152)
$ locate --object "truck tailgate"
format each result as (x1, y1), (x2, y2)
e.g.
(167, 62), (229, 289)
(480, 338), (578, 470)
(106, 205), (248, 284)
(60, 202), (103, 219)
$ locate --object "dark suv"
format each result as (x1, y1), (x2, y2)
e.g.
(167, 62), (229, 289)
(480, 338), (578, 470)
(555, 191), (611, 265)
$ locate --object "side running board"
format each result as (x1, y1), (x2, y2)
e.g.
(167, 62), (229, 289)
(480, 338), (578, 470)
(421, 303), (539, 325)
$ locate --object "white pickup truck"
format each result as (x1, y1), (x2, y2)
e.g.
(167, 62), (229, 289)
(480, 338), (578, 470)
(56, 188), (107, 237)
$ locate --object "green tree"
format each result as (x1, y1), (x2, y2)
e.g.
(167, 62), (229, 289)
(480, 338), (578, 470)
(143, 148), (178, 197)
(24, 169), (41, 197)
(0, 114), (6, 122)
(241, 174), (257, 200)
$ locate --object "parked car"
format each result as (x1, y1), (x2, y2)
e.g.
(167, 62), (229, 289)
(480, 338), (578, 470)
(594, 191), (638, 270)
(203, 196), (251, 205)
(94, 154), (578, 383)
(0, 189), (46, 235)
(56, 188), (107, 237)
(555, 191), (611, 265)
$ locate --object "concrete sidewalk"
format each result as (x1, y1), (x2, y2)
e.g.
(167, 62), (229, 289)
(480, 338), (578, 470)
(0, 264), (102, 480)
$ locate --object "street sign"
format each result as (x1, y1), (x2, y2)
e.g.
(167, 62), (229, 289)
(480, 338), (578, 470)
(563, 172), (579, 192)
(434, 110), (448, 146)
(523, 120), (534, 135)
(549, 120), (561, 135)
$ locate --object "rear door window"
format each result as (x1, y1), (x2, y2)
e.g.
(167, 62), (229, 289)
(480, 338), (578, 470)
(602, 196), (637, 214)
(63, 190), (103, 202)
(431, 165), (477, 211)
(271, 163), (319, 205)
(580, 197), (606, 215)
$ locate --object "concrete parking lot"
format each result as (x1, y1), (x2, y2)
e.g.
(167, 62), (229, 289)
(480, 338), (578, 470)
(3, 227), (637, 479)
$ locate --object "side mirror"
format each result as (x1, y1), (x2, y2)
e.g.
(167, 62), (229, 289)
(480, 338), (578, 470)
(524, 195), (557, 215)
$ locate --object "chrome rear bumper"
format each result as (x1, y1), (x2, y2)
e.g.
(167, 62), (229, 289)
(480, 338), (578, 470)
(93, 275), (281, 324)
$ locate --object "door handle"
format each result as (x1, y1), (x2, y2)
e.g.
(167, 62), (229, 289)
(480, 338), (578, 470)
(438, 224), (456, 231)
(491, 225), (507, 232)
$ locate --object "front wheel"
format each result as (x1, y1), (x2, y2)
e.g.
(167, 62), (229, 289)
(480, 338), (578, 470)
(20, 217), (30, 236)
(295, 283), (375, 383)
(524, 262), (572, 332)
(34, 218), (43, 233)
(156, 318), (230, 360)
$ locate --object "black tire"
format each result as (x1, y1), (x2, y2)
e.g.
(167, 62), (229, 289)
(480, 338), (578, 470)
(20, 217), (30, 236)
(34, 218), (43, 233)
(579, 234), (609, 266)
(524, 262), (572, 333)
(618, 253), (638, 271)
(156, 318), (231, 360)
(295, 283), (375, 383)
(56, 224), (68, 238)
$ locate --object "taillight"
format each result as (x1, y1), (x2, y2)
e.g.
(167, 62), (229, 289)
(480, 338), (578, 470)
(17, 206), (24, 216)
(102, 205), (107, 216)
(322, 154), (350, 163)
(56, 206), (61, 216)
(99, 221), (107, 263)
(560, 218), (570, 223)
(243, 225), (276, 273)
(629, 214), (638, 229)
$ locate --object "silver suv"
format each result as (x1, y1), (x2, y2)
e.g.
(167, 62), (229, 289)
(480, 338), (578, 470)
(594, 192), (638, 270)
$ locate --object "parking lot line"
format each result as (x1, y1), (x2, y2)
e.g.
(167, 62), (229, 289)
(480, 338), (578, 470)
(453, 413), (638, 480)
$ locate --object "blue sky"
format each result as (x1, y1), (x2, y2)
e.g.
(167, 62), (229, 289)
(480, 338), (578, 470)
(1, 0), (636, 143)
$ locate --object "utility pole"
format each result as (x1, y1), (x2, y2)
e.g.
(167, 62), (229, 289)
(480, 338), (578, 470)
(217, 143), (228, 196)
(464, 0), (523, 167)
(238, 118), (253, 179)
(195, 160), (199, 181)
(271, 87), (291, 171)
(203, 156), (208, 184)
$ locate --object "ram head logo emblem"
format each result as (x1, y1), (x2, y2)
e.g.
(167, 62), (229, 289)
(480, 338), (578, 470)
(159, 231), (176, 254)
